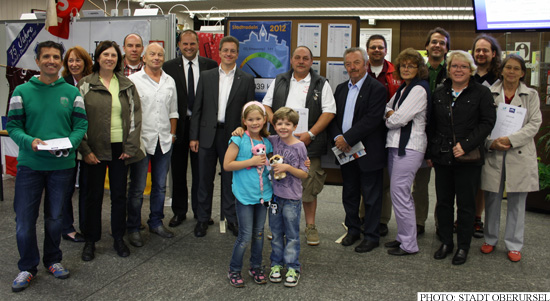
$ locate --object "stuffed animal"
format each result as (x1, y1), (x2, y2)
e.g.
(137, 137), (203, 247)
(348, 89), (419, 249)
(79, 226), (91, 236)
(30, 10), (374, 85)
(269, 154), (286, 180)
(252, 144), (266, 156)
(247, 143), (267, 170)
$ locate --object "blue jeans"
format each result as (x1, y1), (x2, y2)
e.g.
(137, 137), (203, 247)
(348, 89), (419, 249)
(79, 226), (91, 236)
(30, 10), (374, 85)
(127, 143), (172, 233)
(14, 166), (74, 273)
(269, 196), (302, 271)
(229, 200), (267, 272)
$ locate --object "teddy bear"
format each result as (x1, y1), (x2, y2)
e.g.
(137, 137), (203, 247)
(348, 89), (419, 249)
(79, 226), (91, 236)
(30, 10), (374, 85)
(269, 154), (286, 180)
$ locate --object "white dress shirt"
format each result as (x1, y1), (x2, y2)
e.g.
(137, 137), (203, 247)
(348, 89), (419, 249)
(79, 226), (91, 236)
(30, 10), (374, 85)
(129, 69), (179, 155)
(217, 65), (236, 123)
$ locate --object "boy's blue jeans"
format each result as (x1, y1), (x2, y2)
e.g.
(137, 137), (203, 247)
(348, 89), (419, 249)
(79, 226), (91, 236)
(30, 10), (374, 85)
(269, 196), (301, 271)
(229, 200), (267, 272)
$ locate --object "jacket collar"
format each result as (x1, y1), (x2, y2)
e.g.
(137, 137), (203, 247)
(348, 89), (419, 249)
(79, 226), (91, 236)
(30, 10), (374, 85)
(88, 71), (134, 90)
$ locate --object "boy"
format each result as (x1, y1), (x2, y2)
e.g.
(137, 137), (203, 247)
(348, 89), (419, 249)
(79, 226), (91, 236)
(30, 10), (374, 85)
(267, 107), (308, 287)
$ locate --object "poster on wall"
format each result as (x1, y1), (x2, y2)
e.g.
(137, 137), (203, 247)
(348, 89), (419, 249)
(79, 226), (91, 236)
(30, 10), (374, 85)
(229, 21), (292, 100)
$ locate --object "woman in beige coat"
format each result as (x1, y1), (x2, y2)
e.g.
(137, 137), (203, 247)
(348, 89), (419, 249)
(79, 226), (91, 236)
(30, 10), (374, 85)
(480, 54), (542, 262)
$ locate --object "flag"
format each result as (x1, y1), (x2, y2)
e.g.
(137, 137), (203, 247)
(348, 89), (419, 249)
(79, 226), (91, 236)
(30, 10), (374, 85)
(47, 0), (85, 39)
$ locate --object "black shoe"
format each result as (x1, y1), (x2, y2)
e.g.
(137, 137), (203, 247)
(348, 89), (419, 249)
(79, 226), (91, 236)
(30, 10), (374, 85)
(434, 244), (454, 260)
(341, 234), (360, 246)
(82, 242), (95, 261)
(114, 239), (130, 257)
(355, 239), (379, 253)
(388, 247), (416, 256)
(208, 218), (214, 225)
(169, 214), (186, 227)
(379, 223), (389, 237)
(128, 231), (144, 247)
(194, 222), (208, 237)
(227, 222), (239, 237)
(150, 225), (175, 238)
(63, 232), (85, 242)
(452, 249), (468, 265)
(417, 224), (425, 236)
(384, 240), (401, 248)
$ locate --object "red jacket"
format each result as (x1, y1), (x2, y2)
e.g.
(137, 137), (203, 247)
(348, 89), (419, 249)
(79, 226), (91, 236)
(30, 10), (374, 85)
(367, 60), (401, 102)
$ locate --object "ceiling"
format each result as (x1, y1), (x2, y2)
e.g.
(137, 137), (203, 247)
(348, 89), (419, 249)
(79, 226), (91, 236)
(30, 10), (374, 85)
(132, 0), (475, 21)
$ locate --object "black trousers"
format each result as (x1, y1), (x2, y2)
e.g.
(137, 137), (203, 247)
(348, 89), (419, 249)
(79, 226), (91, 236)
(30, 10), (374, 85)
(196, 127), (236, 224)
(341, 161), (383, 242)
(83, 143), (128, 242)
(171, 117), (199, 217)
(434, 163), (481, 250)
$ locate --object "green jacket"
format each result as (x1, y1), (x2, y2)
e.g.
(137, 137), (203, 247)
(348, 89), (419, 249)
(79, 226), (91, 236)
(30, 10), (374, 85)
(78, 72), (144, 164)
(7, 77), (88, 170)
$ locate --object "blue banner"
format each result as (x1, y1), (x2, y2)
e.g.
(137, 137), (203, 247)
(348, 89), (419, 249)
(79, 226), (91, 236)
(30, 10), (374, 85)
(7, 23), (45, 67)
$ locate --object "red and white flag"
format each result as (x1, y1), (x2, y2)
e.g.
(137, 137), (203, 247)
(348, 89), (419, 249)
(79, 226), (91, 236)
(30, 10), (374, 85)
(46, 0), (85, 39)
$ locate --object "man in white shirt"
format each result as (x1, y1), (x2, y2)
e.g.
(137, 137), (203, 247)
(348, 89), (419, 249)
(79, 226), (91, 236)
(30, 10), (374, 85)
(263, 46), (336, 246)
(127, 43), (179, 247)
(189, 36), (255, 237)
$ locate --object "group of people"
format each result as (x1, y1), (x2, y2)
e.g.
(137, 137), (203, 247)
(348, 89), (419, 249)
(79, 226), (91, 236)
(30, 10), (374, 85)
(6, 25), (542, 292)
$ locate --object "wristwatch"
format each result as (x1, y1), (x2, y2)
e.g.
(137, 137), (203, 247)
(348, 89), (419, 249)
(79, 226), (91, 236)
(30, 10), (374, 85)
(307, 131), (316, 141)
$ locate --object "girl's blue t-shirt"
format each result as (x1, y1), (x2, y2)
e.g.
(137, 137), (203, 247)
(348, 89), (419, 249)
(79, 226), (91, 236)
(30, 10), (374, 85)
(229, 134), (273, 205)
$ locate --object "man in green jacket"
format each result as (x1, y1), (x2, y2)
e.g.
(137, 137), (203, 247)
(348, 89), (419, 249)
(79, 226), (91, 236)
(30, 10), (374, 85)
(7, 40), (88, 293)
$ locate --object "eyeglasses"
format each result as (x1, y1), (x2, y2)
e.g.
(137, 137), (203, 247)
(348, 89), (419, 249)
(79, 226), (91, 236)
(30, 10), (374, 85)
(450, 64), (470, 70)
(368, 46), (385, 50)
(400, 65), (418, 70)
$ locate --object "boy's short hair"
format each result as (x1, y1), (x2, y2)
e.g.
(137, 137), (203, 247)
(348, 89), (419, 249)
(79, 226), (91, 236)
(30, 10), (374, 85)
(272, 107), (299, 126)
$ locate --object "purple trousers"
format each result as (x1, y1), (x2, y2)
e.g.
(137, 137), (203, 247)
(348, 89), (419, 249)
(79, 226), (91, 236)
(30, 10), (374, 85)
(387, 148), (424, 253)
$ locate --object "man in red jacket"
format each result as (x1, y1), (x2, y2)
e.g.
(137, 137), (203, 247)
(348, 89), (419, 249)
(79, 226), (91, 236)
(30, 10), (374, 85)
(365, 35), (401, 237)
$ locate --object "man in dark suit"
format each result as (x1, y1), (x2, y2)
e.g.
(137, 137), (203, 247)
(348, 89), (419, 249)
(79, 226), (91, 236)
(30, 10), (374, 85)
(328, 47), (387, 253)
(189, 36), (255, 237)
(163, 30), (218, 227)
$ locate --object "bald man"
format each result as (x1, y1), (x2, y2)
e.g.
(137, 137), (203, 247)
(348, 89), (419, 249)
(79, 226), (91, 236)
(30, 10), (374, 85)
(127, 43), (179, 247)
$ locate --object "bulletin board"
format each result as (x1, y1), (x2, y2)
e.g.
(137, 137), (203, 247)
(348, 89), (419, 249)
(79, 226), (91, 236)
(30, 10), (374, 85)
(225, 17), (360, 97)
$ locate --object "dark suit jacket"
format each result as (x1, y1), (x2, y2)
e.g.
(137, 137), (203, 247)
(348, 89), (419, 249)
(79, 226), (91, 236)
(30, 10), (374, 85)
(328, 74), (387, 172)
(63, 75), (77, 86)
(190, 67), (255, 149)
(162, 56), (218, 144)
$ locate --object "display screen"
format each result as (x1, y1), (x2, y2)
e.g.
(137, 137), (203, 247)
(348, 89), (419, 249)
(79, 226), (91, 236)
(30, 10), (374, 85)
(472, 0), (550, 32)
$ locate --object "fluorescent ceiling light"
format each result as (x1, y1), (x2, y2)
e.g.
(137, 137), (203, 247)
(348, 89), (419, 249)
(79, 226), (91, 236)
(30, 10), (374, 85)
(192, 7), (473, 14)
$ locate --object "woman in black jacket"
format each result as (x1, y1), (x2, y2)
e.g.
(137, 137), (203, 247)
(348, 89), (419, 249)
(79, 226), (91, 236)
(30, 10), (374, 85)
(427, 50), (496, 265)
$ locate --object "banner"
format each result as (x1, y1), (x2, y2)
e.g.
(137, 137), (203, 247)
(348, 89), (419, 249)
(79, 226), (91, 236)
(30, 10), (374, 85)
(229, 21), (292, 100)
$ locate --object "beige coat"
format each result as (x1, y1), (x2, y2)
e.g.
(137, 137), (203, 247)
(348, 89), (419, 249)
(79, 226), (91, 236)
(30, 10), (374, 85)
(481, 80), (542, 193)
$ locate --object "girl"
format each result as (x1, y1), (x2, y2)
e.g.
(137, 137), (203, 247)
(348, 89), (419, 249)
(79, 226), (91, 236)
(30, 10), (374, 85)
(223, 101), (273, 288)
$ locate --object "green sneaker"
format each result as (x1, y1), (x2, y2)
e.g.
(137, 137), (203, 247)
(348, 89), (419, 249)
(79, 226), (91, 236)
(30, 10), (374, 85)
(269, 265), (283, 283)
(284, 268), (300, 287)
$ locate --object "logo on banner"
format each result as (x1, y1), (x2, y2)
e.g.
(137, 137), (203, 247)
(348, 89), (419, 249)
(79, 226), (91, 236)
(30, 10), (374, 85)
(7, 23), (45, 67)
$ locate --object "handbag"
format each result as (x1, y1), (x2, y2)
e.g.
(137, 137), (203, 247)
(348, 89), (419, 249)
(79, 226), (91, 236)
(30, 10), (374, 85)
(449, 97), (481, 163)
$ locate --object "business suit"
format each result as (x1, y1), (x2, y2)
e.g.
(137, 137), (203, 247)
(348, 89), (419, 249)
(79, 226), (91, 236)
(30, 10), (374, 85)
(190, 66), (255, 224)
(329, 74), (387, 243)
(163, 55), (217, 219)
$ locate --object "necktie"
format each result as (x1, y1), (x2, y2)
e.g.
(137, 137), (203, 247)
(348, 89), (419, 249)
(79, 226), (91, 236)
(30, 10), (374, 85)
(188, 61), (195, 111)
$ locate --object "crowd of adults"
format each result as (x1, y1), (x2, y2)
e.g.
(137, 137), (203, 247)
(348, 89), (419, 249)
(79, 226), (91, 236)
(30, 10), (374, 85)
(6, 26), (542, 292)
